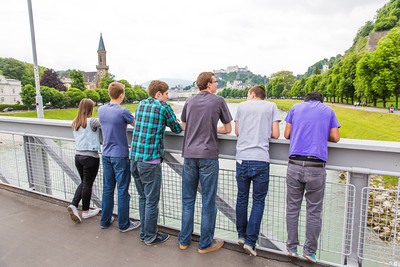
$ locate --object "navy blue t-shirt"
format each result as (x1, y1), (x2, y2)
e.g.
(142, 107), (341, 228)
(98, 103), (134, 157)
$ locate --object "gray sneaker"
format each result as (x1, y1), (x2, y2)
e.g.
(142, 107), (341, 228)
(67, 205), (81, 223)
(119, 220), (140, 233)
(243, 244), (257, 256)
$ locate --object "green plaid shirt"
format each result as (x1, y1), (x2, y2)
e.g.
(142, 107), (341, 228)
(130, 97), (182, 162)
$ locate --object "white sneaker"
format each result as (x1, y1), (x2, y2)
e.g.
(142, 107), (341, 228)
(67, 205), (81, 223)
(237, 238), (245, 247)
(243, 244), (257, 256)
(82, 208), (100, 219)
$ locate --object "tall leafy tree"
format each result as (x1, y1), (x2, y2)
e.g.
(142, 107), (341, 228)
(40, 69), (66, 91)
(20, 84), (36, 108)
(356, 52), (378, 106)
(84, 89), (100, 103)
(69, 70), (86, 91)
(65, 88), (86, 106)
(95, 88), (111, 103)
(372, 27), (400, 107)
(270, 70), (296, 91)
(99, 72), (116, 89)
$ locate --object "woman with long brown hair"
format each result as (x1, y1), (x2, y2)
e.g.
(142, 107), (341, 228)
(67, 98), (101, 223)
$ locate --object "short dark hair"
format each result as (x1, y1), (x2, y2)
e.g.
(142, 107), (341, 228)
(196, 72), (214, 91)
(304, 92), (323, 103)
(148, 80), (169, 97)
(249, 85), (266, 99)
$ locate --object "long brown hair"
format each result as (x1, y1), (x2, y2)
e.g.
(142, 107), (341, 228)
(72, 98), (95, 131)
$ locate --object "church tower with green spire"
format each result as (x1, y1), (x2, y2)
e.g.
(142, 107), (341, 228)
(96, 33), (109, 82)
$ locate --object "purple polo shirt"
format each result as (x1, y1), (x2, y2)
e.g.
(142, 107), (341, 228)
(285, 100), (340, 162)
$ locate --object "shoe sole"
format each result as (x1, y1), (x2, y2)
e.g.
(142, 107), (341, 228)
(198, 241), (224, 254)
(120, 222), (140, 232)
(302, 254), (317, 263)
(288, 253), (298, 258)
(237, 240), (245, 247)
(82, 210), (99, 219)
(244, 246), (257, 257)
(67, 206), (81, 223)
(179, 244), (188, 250)
(146, 235), (170, 246)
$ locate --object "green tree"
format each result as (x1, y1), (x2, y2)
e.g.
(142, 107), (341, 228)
(20, 84), (36, 108)
(69, 70), (86, 91)
(84, 89), (100, 103)
(49, 88), (64, 106)
(372, 27), (400, 107)
(95, 88), (110, 103)
(99, 72), (116, 89)
(117, 79), (132, 88)
(39, 86), (53, 105)
(65, 88), (86, 106)
(133, 85), (148, 100)
(270, 71), (296, 91)
(356, 52), (378, 106)
(269, 77), (285, 98)
(124, 88), (136, 103)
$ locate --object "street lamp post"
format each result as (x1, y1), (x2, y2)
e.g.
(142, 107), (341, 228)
(27, 0), (44, 119)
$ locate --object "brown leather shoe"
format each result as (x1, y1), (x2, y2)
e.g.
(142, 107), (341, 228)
(198, 240), (224, 254)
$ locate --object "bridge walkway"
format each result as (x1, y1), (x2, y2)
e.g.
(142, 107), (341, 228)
(0, 185), (319, 267)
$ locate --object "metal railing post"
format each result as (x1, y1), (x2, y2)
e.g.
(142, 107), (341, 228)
(343, 171), (370, 266)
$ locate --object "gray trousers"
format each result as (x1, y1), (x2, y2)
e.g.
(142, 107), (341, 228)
(285, 162), (326, 255)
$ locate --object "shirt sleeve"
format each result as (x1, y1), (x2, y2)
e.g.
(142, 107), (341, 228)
(285, 106), (294, 124)
(272, 103), (281, 122)
(330, 110), (341, 129)
(219, 99), (233, 124)
(164, 105), (182, 134)
(90, 118), (101, 132)
(234, 105), (241, 122)
(122, 108), (135, 124)
(181, 102), (188, 123)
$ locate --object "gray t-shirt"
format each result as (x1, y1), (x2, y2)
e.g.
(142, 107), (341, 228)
(181, 91), (232, 159)
(235, 100), (281, 163)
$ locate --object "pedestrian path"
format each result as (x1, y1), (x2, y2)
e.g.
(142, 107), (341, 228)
(0, 185), (313, 267)
(327, 103), (400, 115)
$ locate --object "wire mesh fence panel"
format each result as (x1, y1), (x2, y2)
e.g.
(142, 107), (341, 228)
(0, 134), (27, 188)
(359, 186), (400, 266)
(1, 137), (359, 261)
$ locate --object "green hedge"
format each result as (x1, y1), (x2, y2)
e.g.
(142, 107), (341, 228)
(0, 104), (30, 111)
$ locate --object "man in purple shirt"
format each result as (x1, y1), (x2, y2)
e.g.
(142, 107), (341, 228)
(178, 72), (232, 254)
(284, 92), (340, 263)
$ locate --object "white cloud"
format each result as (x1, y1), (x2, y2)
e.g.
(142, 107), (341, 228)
(0, 0), (389, 84)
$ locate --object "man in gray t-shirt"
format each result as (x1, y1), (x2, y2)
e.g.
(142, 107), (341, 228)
(234, 85), (280, 256)
(178, 72), (232, 254)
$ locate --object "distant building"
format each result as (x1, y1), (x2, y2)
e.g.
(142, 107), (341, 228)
(60, 33), (109, 90)
(323, 64), (329, 72)
(213, 65), (251, 80)
(226, 79), (249, 90)
(0, 75), (22, 104)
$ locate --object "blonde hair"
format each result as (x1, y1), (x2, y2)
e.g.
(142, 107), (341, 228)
(72, 98), (95, 131)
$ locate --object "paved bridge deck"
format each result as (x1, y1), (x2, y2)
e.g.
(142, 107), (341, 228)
(0, 185), (327, 267)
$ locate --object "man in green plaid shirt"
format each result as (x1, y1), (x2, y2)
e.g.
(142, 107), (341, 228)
(130, 80), (182, 246)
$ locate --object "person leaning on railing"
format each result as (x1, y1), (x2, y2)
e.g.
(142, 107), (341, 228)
(67, 98), (101, 223)
(284, 92), (340, 263)
(178, 72), (232, 254)
(130, 80), (182, 246)
(234, 85), (280, 257)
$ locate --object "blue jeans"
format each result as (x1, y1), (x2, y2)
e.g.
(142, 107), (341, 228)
(178, 158), (219, 250)
(131, 162), (162, 243)
(100, 156), (131, 230)
(236, 161), (270, 247)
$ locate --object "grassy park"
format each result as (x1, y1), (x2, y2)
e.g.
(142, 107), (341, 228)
(226, 99), (400, 142)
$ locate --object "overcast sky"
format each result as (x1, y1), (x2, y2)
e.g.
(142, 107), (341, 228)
(0, 0), (389, 85)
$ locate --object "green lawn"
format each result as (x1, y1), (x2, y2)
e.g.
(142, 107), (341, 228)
(0, 104), (138, 120)
(226, 99), (400, 142)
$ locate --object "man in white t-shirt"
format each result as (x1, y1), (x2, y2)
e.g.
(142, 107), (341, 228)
(234, 85), (280, 256)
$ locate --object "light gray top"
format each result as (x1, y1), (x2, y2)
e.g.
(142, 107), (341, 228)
(235, 100), (281, 163)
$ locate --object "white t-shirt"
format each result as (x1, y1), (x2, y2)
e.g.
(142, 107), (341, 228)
(235, 100), (281, 163)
